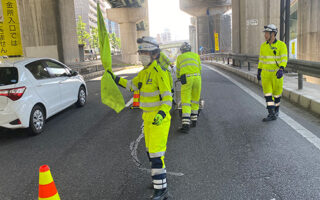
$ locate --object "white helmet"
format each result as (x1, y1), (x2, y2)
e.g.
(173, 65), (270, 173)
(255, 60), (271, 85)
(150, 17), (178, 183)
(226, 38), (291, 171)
(180, 42), (191, 53)
(137, 36), (159, 53)
(263, 24), (278, 34)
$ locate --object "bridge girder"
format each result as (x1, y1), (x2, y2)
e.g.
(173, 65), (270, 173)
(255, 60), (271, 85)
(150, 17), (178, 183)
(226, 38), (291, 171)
(106, 0), (143, 8)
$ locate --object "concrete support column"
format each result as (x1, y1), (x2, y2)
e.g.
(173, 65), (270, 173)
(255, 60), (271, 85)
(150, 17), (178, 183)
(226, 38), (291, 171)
(297, 0), (320, 61)
(189, 17), (197, 53)
(197, 16), (210, 52)
(189, 25), (197, 53)
(107, 8), (146, 64)
(232, 0), (241, 53)
(297, 0), (320, 84)
(58, 0), (79, 64)
(234, 0), (280, 54)
(119, 23), (139, 64)
(137, 0), (150, 39)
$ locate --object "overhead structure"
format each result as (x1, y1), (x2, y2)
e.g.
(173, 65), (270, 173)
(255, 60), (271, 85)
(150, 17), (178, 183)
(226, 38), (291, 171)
(180, 0), (232, 53)
(106, 0), (149, 64)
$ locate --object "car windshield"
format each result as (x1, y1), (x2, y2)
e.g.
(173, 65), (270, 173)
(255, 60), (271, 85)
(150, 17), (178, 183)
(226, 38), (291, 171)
(0, 67), (18, 86)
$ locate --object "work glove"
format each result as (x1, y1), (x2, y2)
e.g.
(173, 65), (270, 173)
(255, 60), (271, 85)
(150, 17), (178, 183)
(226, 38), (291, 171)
(107, 70), (115, 80)
(257, 69), (262, 81)
(276, 67), (284, 79)
(152, 111), (166, 126)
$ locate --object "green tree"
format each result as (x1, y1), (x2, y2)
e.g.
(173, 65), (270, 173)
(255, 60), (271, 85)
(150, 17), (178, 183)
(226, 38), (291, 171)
(89, 27), (99, 49)
(109, 33), (121, 50)
(76, 16), (90, 46)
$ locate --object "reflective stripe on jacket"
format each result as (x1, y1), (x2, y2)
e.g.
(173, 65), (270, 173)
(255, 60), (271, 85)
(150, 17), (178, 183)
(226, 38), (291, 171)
(258, 39), (288, 70)
(176, 52), (201, 78)
(158, 52), (171, 71)
(116, 60), (172, 113)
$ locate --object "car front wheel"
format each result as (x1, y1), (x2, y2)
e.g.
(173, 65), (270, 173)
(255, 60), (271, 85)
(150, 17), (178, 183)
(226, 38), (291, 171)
(28, 105), (45, 136)
(76, 86), (86, 107)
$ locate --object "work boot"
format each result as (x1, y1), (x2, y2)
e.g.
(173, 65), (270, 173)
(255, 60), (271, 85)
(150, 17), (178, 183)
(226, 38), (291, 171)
(262, 108), (277, 122)
(179, 124), (190, 133)
(191, 120), (197, 127)
(275, 106), (280, 117)
(151, 188), (169, 200)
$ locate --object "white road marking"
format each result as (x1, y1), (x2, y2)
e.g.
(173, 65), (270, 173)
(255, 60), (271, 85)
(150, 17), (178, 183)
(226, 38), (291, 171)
(129, 123), (184, 177)
(204, 64), (320, 151)
(125, 98), (134, 108)
(90, 75), (128, 81)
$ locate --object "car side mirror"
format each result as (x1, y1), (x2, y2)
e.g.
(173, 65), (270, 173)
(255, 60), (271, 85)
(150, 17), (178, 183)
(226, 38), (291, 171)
(71, 71), (78, 76)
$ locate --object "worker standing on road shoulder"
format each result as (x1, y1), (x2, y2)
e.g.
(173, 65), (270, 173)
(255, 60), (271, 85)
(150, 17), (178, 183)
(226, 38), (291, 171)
(176, 42), (202, 133)
(257, 24), (288, 122)
(108, 36), (172, 200)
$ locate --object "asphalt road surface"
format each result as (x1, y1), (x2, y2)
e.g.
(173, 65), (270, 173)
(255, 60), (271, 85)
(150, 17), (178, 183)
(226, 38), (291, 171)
(0, 65), (320, 200)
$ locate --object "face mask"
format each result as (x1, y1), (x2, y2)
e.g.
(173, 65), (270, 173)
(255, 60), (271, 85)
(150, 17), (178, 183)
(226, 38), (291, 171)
(139, 55), (152, 67)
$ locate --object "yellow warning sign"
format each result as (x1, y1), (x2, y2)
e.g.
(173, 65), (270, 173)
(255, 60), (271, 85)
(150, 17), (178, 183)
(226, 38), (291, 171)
(0, 0), (23, 56)
(292, 41), (295, 55)
(214, 33), (219, 51)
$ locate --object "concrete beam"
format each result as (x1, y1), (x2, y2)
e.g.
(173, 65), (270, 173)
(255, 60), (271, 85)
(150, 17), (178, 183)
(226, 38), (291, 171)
(180, 0), (231, 16)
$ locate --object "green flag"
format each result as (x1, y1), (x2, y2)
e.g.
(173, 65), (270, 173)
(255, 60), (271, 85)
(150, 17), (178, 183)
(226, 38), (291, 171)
(97, 3), (125, 113)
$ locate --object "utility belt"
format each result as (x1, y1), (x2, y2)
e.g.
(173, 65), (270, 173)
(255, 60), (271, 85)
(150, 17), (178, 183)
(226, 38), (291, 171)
(180, 73), (200, 85)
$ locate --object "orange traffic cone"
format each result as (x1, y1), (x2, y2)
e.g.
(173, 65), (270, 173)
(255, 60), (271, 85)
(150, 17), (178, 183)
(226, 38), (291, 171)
(131, 90), (140, 109)
(38, 165), (60, 200)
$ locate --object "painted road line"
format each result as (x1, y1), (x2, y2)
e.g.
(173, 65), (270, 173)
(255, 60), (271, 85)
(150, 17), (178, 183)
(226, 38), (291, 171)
(129, 123), (184, 177)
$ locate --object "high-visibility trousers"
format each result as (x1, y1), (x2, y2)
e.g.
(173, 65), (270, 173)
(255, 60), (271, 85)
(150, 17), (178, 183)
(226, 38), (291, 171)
(142, 111), (171, 190)
(181, 75), (201, 124)
(261, 70), (283, 109)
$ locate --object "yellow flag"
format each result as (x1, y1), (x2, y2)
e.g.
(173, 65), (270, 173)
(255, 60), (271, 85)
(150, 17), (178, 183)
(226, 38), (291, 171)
(97, 3), (125, 113)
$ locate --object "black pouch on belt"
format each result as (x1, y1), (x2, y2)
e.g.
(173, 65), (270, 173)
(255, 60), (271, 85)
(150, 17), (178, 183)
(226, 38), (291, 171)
(180, 74), (187, 85)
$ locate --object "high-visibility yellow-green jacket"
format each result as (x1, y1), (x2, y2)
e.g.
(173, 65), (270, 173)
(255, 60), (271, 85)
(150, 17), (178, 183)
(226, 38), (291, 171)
(258, 39), (288, 70)
(158, 52), (171, 70)
(116, 60), (172, 114)
(158, 52), (173, 89)
(176, 52), (201, 78)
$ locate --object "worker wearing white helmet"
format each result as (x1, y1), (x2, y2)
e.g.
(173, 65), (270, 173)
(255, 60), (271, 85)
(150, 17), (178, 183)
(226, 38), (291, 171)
(108, 36), (171, 200)
(176, 42), (202, 132)
(257, 24), (288, 121)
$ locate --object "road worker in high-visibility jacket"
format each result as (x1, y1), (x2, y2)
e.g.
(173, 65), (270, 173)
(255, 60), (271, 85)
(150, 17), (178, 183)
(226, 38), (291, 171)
(158, 51), (173, 92)
(108, 36), (171, 200)
(257, 24), (288, 122)
(176, 42), (202, 133)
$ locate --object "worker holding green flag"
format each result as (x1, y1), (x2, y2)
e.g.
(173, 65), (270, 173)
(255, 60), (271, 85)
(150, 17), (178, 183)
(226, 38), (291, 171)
(108, 36), (172, 200)
(97, 3), (125, 113)
(97, 3), (171, 199)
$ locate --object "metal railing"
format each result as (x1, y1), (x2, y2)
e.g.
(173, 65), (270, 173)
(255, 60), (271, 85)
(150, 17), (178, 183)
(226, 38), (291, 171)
(201, 53), (320, 89)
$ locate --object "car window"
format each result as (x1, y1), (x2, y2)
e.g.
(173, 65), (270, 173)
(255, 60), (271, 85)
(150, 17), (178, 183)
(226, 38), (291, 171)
(25, 61), (50, 80)
(0, 67), (18, 86)
(45, 61), (69, 77)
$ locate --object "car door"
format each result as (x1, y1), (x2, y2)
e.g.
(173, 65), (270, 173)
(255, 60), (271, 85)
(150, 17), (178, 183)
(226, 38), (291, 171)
(25, 61), (61, 116)
(44, 60), (79, 108)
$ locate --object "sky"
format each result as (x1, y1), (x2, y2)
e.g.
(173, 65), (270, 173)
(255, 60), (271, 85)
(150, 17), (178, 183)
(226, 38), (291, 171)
(148, 0), (192, 41)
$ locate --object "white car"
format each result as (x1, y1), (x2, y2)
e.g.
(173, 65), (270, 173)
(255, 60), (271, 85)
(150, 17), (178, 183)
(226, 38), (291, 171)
(0, 57), (87, 135)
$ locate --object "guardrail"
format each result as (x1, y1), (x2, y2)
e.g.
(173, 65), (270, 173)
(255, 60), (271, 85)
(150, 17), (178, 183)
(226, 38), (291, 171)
(201, 53), (320, 90)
